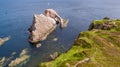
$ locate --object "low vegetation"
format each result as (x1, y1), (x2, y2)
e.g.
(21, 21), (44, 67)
(39, 18), (120, 67)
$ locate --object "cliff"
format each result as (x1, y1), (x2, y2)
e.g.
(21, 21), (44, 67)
(39, 18), (120, 67)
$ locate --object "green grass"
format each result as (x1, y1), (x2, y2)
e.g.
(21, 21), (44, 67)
(40, 46), (87, 67)
(39, 19), (120, 67)
(91, 19), (120, 31)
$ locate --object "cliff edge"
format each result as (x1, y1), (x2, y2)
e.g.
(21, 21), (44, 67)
(39, 18), (120, 67)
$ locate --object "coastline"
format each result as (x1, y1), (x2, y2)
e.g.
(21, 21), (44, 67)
(39, 18), (120, 67)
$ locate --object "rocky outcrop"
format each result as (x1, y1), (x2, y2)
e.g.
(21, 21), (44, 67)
(28, 9), (68, 43)
(89, 18), (117, 30)
(0, 37), (10, 46)
(28, 14), (57, 43)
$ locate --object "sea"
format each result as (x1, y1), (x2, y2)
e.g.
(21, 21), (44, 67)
(0, 0), (120, 67)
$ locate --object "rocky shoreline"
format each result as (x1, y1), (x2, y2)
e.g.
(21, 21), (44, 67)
(39, 18), (120, 67)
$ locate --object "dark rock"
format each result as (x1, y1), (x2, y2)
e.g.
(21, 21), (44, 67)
(103, 17), (110, 20)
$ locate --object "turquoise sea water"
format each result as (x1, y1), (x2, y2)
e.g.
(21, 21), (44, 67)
(0, 0), (120, 67)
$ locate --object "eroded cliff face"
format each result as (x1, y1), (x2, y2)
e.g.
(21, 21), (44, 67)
(89, 18), (118, 30)
(28, 14), (57, 43)
(39, 18), (120, 67)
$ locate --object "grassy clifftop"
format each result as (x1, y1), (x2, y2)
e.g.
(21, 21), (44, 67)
(39, 18), (120, 67)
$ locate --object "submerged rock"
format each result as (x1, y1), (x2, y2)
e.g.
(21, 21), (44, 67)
(0, 57), (6, 66)
(52, 37), (58, 42)
(50, 52), (59, 60)
(9, 49), (30, 67)
(36, 43), (42, 48)
(0, 37), (10, 46)
(0, 52), (16, 67)
(28, 9), (68, 43)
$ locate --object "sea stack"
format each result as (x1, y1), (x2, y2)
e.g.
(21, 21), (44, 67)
(28, 9), (68, 43)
